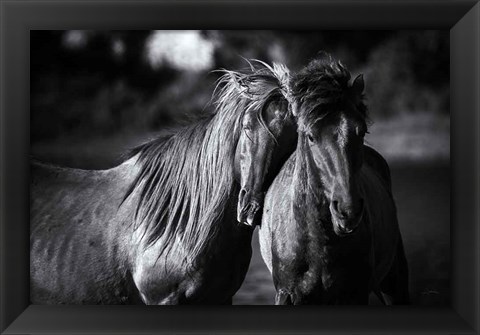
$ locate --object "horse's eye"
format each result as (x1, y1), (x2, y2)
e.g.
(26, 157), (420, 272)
(307, 133), (315, 142)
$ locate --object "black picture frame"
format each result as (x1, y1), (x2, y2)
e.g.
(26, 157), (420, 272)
(1, 0), (478, 334)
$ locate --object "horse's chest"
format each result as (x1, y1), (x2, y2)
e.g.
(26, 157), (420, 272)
(133, 228), (252, 305)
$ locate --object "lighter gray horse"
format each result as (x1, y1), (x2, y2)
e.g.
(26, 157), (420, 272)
(30, 61), (292, 304)
(258, 56), (409, 304)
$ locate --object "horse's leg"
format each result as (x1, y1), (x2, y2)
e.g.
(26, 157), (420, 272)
(380, 237), (410, 304)
(275, 289), (293, 305)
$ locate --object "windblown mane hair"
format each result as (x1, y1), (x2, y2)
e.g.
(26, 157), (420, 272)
(124, 61), (290, 259)
(289, 53), (369, 231)
(291, 52), (367, 132)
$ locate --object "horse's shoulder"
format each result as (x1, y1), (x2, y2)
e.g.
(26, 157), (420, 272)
(276, 153), (296, 180)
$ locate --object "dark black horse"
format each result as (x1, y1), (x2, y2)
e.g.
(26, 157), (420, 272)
(250, 55), (409, 304)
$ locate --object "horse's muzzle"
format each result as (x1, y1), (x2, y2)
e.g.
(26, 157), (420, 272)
(237, 189), (264, 226)
(331, 201), (365, 236)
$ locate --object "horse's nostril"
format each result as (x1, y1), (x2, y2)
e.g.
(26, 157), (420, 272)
(332, 200), (349, 218)
(239, 189), (247, 203)
(332, 198), (365, 220)
(332, 200), (339, 214)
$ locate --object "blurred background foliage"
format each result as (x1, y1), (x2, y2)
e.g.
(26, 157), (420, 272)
(31, 31), (449, 154)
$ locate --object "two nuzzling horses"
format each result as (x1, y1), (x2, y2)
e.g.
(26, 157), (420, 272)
(30, 53), (409, 305)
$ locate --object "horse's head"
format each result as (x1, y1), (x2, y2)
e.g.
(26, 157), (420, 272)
(293, 55), (368, 236)
(217, 61), (296, 226)
(236, 94), (296, 226)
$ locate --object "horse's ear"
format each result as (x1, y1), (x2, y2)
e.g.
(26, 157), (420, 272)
(352, 74), (365, 96)
(267, 98), (290, 122)
(234, 77), (254, 99)
(224, 71), (254, 99)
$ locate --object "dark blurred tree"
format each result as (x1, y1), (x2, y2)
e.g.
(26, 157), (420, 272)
(407, 31), (449, 89)
(271, 31), (394, 71)
(30, 30), (182, 141)
(365, 30), (449, 118)
(209, 30), (276, 70)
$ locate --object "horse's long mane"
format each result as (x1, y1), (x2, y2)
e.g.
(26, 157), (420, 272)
(124, 61), (290, 259)
(291, 52), (368, 133)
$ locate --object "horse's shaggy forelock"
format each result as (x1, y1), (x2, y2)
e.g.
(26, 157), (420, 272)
(124, 61), (290, 261)
(291, 53), (367, 133)
(290, 53), (369, 239)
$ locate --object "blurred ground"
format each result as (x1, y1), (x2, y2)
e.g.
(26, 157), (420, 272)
(31, 114), (450, 306)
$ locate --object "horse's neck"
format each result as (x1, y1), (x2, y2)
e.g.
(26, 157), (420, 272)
(128, 114), (241, 267)
(288, 148), (332, 265)
(109, 154), (142, 180)
(125, 120), (245, 303)
(291, 148), (327, 226)
(264, 150), (331, 297)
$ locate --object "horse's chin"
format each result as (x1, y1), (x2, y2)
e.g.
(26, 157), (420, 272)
(237, 189), (264, 226)
(246, 210), (260, 226)
(332, 216), (359, 237)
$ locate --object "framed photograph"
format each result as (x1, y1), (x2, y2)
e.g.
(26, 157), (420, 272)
(1, 0), (479, 334)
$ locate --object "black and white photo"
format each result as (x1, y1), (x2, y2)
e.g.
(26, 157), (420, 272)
(30, 30), (450, 305)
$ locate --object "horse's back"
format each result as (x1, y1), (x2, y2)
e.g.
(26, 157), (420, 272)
(31, 158), (139, 222)
(30, 158), (141, 304)
(31, 160), (125, 231)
